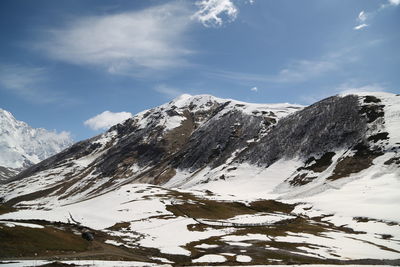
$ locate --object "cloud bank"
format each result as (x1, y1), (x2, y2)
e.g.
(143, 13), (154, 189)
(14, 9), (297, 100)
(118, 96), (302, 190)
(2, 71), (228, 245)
(84, 111), (133, 130)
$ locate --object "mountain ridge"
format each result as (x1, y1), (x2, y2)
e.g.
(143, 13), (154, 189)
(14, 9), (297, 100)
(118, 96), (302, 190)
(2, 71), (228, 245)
(1, 92), (400, 264)
(2, 92), (399, 206)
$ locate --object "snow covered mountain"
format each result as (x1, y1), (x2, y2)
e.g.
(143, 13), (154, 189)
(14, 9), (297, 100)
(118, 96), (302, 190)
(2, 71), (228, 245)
(1, 93), (400, 265)
(5, 92), (399, 205)
(3, 94), (302, 202)
(0, 108), (73, 180)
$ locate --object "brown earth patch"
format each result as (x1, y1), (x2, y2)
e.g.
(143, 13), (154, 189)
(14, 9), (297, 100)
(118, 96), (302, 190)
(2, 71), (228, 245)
(327, 143), (383, 181)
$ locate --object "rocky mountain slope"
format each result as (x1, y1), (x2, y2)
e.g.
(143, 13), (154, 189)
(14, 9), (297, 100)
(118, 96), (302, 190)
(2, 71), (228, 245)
(1, 92), (399, 265)
(2, 94), (302, 203)
(3, 92), (398, 206)
(0, 108), (73, 180)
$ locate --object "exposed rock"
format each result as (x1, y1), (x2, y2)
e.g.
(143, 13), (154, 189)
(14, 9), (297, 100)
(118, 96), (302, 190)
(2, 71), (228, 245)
(239, 95), (367, 166)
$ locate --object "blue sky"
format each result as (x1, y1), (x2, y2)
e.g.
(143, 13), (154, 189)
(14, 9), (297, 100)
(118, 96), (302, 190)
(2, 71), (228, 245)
(0, 0), (399, 141)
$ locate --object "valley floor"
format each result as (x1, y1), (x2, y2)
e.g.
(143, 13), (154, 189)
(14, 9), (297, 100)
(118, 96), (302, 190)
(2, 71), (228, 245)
(1, 184), (400, 266)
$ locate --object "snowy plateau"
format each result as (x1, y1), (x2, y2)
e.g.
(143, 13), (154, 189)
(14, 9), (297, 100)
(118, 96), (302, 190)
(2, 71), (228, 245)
(0, 92), (400, 266)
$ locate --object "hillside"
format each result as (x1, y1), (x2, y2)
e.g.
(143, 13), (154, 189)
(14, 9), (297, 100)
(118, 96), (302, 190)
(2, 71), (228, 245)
(0, 92), (399, 266)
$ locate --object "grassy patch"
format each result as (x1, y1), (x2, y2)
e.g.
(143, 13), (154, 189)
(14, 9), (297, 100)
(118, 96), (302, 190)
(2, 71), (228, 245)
(0, 204), (16, 215)
(248, 200), (295, 214)
(106, 222), (130, 231)
(230, 216), (326, 238)
(0, 225), (89, 257)
(168, 200), (256, 219)
(166, 191), (296, 220)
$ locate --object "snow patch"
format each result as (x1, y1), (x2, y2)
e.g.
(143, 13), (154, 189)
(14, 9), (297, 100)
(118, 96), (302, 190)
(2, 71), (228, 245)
(192, 254), (226, 263)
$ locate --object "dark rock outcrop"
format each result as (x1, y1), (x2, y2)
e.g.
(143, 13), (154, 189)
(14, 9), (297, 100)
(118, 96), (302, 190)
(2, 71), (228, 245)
(239, 95), (368, 166)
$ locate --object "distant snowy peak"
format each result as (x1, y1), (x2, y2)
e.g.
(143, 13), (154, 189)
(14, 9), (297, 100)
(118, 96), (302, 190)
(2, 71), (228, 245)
(0, 108), (73, 170)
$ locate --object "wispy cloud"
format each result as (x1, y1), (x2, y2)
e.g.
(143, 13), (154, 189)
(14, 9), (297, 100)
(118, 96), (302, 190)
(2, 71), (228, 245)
(250, 86), (258, 92)
(354, 10), (368, 30)
(354, 24), (368, 30)
(336, 83), (387, 95)
(192, 0), (238, 27)
(299, 82), (388, 104)
(0, 65), (45, 92)
(208, 58), (339, 84)
(275, 59), (337, 83)
(84, 111), (132, 130)
(36, 2), (193, 76)
(206, 39), (385, 85)
(358, 10), (367, 22)
(0, 64), (65, 104)
(154, 84), (186, 98)
(354, 0), (399, 30)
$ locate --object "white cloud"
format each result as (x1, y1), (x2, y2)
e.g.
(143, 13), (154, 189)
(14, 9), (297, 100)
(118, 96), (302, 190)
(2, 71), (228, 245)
(354, 23), (368, 30)
(250, 86), (258, 92)
(37, 2), (192, 75)
(192, 0), (238, 27)
(84, 111), (132, 130)
(389, 0), (400, 6)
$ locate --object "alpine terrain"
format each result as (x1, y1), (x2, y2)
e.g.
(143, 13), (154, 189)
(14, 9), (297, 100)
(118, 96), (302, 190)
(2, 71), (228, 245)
(1, 92), (400, 266)
(0, 108), (73, 181)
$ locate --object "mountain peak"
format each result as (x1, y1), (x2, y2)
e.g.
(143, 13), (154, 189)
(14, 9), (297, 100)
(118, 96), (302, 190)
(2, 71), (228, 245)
(0, 108), (73, 171)
(0, 108), (18, 123)
(169, 94), (219, 109)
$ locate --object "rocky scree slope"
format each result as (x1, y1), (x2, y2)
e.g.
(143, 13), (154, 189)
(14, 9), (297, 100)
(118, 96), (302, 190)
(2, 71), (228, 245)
(2, 93), (399, 207)
(0, 108), (73, 180)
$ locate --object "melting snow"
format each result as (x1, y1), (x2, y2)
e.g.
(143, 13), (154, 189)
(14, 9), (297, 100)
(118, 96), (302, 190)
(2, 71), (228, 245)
(236, 255), (252, 262)
(0, 220), (44, 229)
